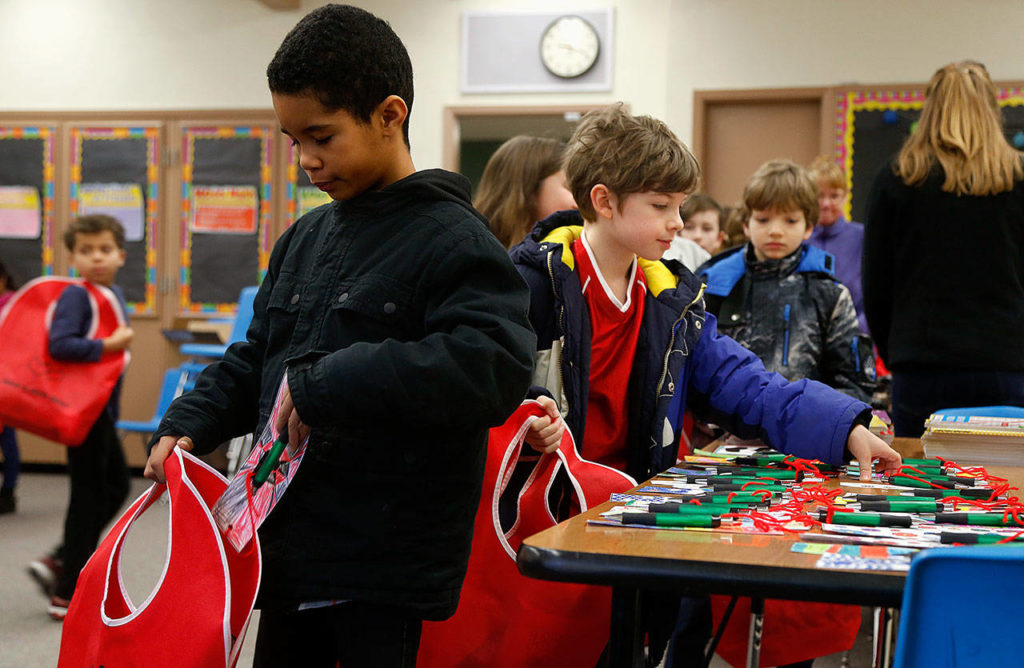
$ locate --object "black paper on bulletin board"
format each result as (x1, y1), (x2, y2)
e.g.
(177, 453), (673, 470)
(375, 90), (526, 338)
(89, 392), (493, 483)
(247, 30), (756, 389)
(189, 137), (261, 305)
(0, 137), (45, 287)
(80, 137), (149, 304)
(849, 105), (1024, 223)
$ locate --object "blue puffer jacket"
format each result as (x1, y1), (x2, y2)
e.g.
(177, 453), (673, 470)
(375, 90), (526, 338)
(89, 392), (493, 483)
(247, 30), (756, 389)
(511, 211), (871, 480)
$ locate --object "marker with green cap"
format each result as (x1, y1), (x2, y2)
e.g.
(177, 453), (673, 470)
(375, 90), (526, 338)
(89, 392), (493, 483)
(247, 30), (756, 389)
(886, 475), (956, 489)
(859, 500), (944, 513)
(934, 512), (1024, 527)
(253, 438), (288, 488)
(940, 532), (1024, 545)
(647, 502), (749, 515)
(624, 513), (721, 528)
(669, 493), (773, 506)
(709, 483), (787, 493)
(817, 510), (912, 527)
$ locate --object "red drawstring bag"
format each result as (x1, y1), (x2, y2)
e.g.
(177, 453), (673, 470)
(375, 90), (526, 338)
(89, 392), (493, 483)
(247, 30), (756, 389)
(0, 277), (128, 445)
(418, 400), (636, 667)
(710, 596), (861, 667)
(58, 448), (261, 667)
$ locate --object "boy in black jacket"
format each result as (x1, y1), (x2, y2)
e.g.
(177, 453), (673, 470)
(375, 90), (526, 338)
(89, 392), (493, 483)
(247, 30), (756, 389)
(145, 5), (535, 665)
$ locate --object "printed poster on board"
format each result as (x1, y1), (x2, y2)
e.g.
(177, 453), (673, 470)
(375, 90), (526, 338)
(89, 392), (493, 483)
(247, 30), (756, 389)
(79, 183), (145, 242)
(297, 186), (332, 218)
(0, 186), (41, 239)
(191, 185), (258, 235)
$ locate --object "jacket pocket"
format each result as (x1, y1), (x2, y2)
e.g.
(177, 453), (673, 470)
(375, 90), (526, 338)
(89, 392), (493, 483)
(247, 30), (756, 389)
(265, 271), (303, 350)
(329, 274), (417, 343)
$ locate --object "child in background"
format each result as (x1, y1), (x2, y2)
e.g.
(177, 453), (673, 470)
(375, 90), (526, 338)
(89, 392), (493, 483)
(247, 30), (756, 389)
(511, 107), (900, 664)
(700, 159), (876, 401)
(679, 192), (726, 255)
(0, 259), (18, 514)
(145, 5), (535, 665)
(475, 135), (577, 249)
(28, 214), (133, 620)
(807, 155), (868, 333)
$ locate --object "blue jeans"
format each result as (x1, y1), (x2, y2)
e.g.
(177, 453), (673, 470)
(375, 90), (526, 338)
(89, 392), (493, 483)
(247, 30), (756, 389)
(891, 369), (1024, 437)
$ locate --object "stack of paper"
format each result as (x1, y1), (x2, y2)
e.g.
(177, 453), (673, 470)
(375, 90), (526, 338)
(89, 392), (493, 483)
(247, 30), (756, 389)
(922, 413), (1024, 466)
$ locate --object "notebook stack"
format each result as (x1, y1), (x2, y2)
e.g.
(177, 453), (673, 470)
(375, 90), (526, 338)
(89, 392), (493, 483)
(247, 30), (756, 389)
(921, 413), (1024, 467)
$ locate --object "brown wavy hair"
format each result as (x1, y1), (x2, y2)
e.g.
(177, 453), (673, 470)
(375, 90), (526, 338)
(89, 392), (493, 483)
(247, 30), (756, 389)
(743, 159), (819, 227)
(896, 61), (1023, 196)
(563, 103), (700, 221)
(474, 136), (566, 249)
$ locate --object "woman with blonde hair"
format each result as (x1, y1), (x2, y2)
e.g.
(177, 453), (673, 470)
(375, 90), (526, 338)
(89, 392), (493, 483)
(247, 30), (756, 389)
(864, 60), (1024, 436)
(475, 135), (576, 249)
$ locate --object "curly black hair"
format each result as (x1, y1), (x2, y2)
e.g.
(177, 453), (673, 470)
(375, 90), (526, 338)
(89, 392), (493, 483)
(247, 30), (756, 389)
(267, 4), (414, 147)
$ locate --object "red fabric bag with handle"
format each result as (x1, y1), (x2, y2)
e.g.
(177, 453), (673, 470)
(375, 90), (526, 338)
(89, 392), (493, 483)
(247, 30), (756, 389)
(58, 448), (261, 667)
(418, 400), (636, 668)
(0, 277), (128, 445)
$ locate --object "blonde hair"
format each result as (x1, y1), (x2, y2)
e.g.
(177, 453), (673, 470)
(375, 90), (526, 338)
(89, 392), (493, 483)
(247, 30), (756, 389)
(475, 136), (566, 249)
(896, 60), (1023, 196)
(808, 155), (846, 191)
(743, 159), (819, 227)
(564, 103), (700, 221)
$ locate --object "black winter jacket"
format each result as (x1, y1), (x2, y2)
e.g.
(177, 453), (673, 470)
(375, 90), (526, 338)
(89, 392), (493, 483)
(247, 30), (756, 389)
(152, 169), (535, 619)
(700, 243), (876, 403)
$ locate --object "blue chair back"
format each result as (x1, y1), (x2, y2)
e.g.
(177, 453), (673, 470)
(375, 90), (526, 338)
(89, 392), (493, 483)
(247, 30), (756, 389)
(894, 545), (1024, 667)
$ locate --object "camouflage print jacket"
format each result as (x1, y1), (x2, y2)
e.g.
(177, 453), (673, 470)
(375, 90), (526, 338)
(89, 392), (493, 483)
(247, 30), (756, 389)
(700, 243), (876, 403)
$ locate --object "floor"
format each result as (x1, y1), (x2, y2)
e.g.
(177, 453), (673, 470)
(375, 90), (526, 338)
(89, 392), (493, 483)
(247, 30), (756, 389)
(1, 471), (878, 667)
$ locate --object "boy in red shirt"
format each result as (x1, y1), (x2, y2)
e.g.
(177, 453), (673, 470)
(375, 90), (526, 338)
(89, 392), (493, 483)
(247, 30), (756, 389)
(512, 104), (899, 663)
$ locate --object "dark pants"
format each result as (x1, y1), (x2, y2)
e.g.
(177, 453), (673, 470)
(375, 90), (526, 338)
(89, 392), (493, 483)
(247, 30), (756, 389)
(56, 412), (130, 600)
(254, 602), (423, 668)
(891, 369), (1024, 437)
(0, 426), (18, 489)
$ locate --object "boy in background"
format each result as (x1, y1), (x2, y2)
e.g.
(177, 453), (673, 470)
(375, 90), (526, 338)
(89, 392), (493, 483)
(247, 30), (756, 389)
(807, 155), (868, 333)
(145, 5), (534, 665)
(28, 214), (133, 620)
(511, 108), (899, 663)
(700, 159), (876, 403)
(679, 192), (726, 256)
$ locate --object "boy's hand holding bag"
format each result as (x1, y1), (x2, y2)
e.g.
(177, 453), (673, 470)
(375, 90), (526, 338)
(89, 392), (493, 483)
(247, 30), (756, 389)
(58, 448), (261, 667)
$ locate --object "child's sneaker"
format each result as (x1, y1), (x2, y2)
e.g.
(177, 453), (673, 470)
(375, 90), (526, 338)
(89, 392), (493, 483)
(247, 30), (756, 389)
(27, 555), (63, 598)
(47, 595), (70, 621)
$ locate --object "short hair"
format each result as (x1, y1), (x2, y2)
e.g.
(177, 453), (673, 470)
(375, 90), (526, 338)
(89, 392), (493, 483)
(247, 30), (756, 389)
(743, 159), (819, 228)
(680, 193), (723, 226)
(808, 155), (846, 191)
(267, 4), (414, 147)
(720, 205), (749, 250)
(563, 103), (701, 221)
(896, 60), (1023, 196)
(475, 136), (567, 249)
(63, 214), (125, 251)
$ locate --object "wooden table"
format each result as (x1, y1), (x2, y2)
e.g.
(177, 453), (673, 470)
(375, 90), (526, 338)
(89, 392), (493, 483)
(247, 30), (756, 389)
(516, 439), (1017, 667)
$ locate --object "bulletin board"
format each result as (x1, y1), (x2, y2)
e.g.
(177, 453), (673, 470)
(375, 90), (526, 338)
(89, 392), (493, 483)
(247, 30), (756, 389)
(70, 126), (160, 315)
(835, 87), (1024, 223)
(285, 143), (332, 226)
(179, 125), (273, 314)
(0, 126), (55, 286)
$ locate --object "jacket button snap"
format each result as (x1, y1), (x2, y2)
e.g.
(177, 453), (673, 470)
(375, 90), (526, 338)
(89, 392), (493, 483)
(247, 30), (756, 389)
(290, 294), (300, 305)
(337, 292), (348, 303)
(384, 302), (397, 314)
(695, 320), (702, 329)
(730, 313), (740, 321)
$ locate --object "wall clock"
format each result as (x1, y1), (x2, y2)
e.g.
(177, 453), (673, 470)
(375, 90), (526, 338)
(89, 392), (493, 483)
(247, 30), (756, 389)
(539, 15), (601, 79)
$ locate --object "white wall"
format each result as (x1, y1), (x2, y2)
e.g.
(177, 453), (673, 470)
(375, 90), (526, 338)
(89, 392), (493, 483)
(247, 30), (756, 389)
(3, 0), (1024, 168)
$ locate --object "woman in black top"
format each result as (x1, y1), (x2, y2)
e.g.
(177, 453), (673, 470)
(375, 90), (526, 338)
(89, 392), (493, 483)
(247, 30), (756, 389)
(864, 60), (1024, 436)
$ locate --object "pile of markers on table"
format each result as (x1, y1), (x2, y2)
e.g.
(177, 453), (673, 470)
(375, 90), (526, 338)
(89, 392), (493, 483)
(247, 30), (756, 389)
(592, 450), (1024, 569)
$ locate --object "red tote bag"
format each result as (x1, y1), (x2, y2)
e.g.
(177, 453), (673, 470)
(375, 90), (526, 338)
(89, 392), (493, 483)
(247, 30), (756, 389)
(0, 277), (128, 445)
(418, 400), (636, 668)
(58, 448), (261, 668)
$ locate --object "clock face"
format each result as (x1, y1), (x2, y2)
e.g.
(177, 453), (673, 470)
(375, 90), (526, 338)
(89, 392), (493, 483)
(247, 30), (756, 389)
(540, 16), (600, 79)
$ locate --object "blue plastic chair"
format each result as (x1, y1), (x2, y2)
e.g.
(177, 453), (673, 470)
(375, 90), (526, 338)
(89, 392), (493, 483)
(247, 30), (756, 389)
(894, 545), (1024, 667)
(179, 286), (259, 359)
(117, 366), (193, 442)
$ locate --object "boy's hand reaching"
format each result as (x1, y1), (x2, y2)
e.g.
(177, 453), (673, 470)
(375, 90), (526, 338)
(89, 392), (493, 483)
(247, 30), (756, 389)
(846, 424), (902, 482)
(524, 396), (565, 454)
(102, 326), (134, 352)
(144, 435), (193, 483)
(275, 382), (310, 449)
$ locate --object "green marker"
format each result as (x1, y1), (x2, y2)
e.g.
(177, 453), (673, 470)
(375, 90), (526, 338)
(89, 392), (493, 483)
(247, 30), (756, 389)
(934, 512), (1024, 527)
(664, 493), (772, 505)
(710, 483), (787, 493)
(626, 512), (721, 528)
(648, 502), (746, 515)
(886, 475), (956, 489)
(859, 500), (943, 513)
(253, 439), (288, 488)
(902, 457), (943, 466)
(818, 510), (912, 527)
(940, 532), (1024, 545)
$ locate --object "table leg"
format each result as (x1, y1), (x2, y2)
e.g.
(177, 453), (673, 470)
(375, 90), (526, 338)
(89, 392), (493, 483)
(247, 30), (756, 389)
(608, 586), (643, 668)
(746, 597), (764, 668)
(872, 606), (899, 667)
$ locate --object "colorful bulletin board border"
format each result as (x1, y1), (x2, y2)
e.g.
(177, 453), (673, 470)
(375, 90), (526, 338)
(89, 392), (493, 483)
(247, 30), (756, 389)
(180, 126), (273, 315)
(70, 126), (160, 315)
(0, 126), (55, 276)
(285, 144), (333, 225)
(834, 87), (1024, 219)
